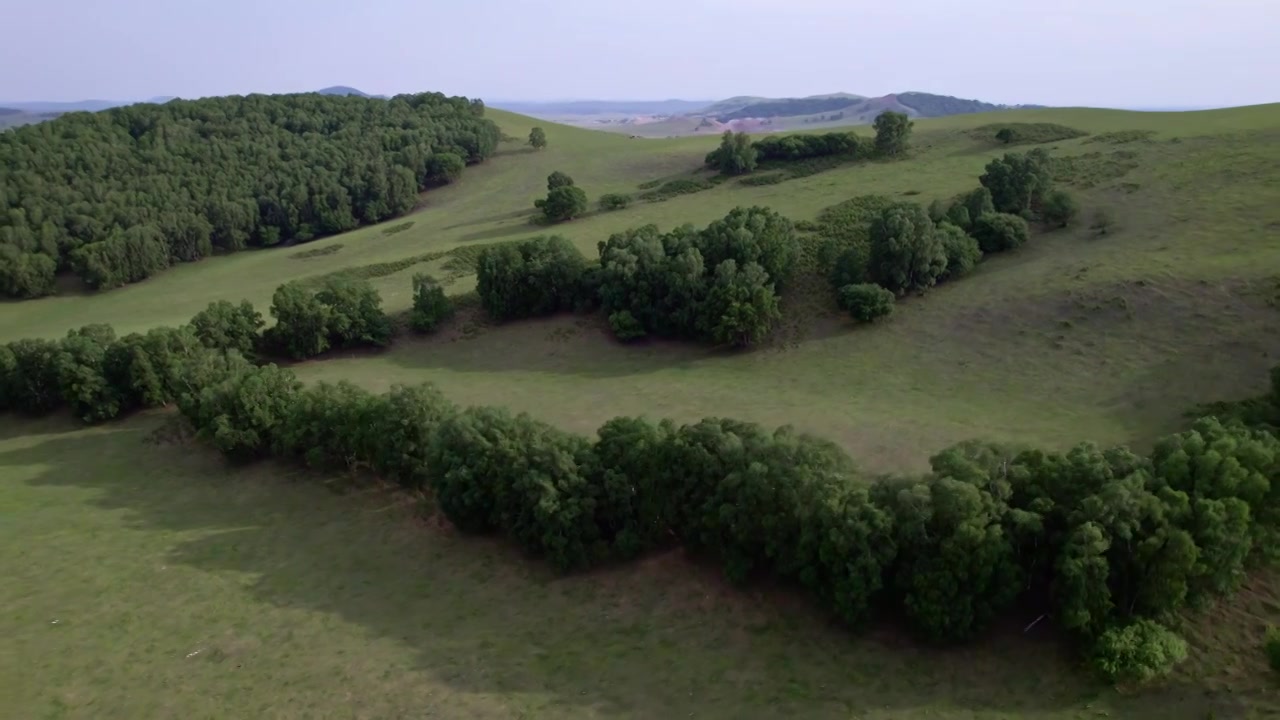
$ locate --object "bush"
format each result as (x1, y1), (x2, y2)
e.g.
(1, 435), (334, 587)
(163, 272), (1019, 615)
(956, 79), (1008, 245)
(268, 277), (391, 359)
(867, 202), (946, 295)
(1091, 620), (1188, 685)
(1265, 626), (1280, 672)
(598, 193), (631, 211)
(182, 364), (302, 461)
(1042, 190), (1080, 228)
(971, 213), (1031, 253)
(699, 260), (781, 348)
(410, 273), (453, 333)
(425, 152), (466, 186)
(838, 283), (895, 323)
(830, 242), (870, 288)
(190, 300), (263, 355)
(608, 310), (646, 341)
(536, 185), (589, 222)
(475, 235), (586, 322)
(936, 223), (983, 278)
(3, 338), (65, 415)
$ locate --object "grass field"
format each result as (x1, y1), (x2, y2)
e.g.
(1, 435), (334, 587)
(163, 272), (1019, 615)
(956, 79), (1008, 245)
(5, 412), (1278, 720)
(3, 102), (1280, 717)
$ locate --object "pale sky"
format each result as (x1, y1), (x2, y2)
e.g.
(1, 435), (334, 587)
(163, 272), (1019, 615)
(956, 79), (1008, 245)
(2, 0), (1276, 108)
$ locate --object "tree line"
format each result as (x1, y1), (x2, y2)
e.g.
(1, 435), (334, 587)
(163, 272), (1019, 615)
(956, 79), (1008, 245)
(705, 111), (914, 176)
(0, 92), (501, 298)
(3, 292), (1278, 685)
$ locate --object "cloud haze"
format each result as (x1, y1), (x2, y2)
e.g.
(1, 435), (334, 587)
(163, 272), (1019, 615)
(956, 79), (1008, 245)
(3, 0), (1276, 108)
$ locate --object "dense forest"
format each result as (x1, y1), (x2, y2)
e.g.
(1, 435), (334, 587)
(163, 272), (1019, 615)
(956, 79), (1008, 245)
(0, 92), (501, 298)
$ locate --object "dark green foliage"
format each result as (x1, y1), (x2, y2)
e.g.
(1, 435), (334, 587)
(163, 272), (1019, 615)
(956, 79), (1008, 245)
(0, 345), (13, 412)
(751, 131), (866, 163)
(867, 202), (946, 295)
(0, 246), (57, 298)
(529, 126), (547, 150)
(425, 152), (466, 186)
(182, 363), (302, 461)
(597, 224), (707, 340)
(427, 406), (604, 571)
(410, 273), (453, 333)
(936, 223), (983, 278)
(364, 383), (458, 488)
(1091, 620), (1188, 685)
(1042, 190), (1080, 227)
(590, 417), (675, 559)
(3, 338), (64, 415)
(476, 235), (587, 321)
(873, 111), (913, 157)
(608, 310), (646, 341)
(71, 225), (171, 290)
(699, 260), (781, 348)
(55, 324), (122, 423)
(878, 456), (1023, 643)
(738, 172), (787, 186)
(980, 149), (1055, 215)
(275, 380), (379, 469)
(838, 283), (895, 323)
(536, 185), (589, 222)
(0, 91), (500, 296)
(996, 128), (1014, 144)
(959, 187), (995, 226)
(110, 325), (207, 410)
(972, 213), (1031, 253)
(190, 300), (263, 355)
(983, 123), (1088, 146)
(268, 277), (391, 359)
(546, 171), (575, 191)
(1266, 626), (1280, 671)
(830, 242), (870, 288)
(698, 205), (797, 283)
(598, 193), (631, 211)
(705, 131), (758, 175)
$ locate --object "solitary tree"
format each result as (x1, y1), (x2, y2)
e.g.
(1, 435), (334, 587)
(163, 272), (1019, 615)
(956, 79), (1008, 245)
(529, 126), (548, 150)
(873, 111), (913, 157)
(546, 171), (575, 191)
(535, 185), (589, 222)
(995, 128), (1015, 145)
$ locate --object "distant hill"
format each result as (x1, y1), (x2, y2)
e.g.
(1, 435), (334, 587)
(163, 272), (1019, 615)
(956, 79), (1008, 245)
(0, 107), (63, 129)
(489, 99), (714, 116)
(316, 86), (380, 98)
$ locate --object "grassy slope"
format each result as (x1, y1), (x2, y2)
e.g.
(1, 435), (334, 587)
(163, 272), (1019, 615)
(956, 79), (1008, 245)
(5, 412), (1277, 720)
(3, 104), (1280, 718)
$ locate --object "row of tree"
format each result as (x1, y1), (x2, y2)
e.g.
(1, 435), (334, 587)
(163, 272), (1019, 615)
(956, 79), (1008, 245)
(0, 92), (502, 298)
(705, 111), (915, 176)
(7, 310), (1277, 685)
(475, 206), (797, 347)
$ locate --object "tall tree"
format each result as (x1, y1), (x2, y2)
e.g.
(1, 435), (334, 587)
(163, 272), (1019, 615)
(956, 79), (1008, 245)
(529, 126), (548, 150)
(873, 111), (913, 157)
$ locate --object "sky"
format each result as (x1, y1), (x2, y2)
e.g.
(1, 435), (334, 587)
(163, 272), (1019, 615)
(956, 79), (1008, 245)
(2, 0), (1277, 108)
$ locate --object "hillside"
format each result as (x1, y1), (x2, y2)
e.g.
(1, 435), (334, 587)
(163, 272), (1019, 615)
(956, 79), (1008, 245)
(3, 101), (1280, 719)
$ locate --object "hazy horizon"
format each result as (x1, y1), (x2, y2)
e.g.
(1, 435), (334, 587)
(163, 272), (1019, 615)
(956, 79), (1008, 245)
(3, 0), (1276, 108)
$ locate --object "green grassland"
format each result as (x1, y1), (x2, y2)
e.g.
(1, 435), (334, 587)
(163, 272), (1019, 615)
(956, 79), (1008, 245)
(4, 102), (1280, 717)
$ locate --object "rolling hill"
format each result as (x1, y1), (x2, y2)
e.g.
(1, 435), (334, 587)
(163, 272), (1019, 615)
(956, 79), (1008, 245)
(3, 97), (1279, 720)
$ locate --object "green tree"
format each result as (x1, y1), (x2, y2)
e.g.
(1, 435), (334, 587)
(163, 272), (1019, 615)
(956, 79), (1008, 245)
(1091, 620), (1188, 685)
(3, 338), (64, 415)
(425, 152), (466, 186)
(867, 202), (946, 295)
(838, 283), (895, 322)
(697, 205), (798, 284)
(873, 111), (913, 157)
(705, 131), (758, 176)
(936, 222), (983, 278)
(546, 171), (575, 191)
(529, 126), (547, 150)
(269, 281), (333, 359)
(980, 149), (1055, 215)
(971, 213), (1031, 253)
(536, 185), (589, 222)
(410, 273), (453, 332)
(314, 276), (392, 349)
(189, 300), (263, 355)
(598, 193), (631, 211)
(183, 364), (302, 461)
(56, 324), (122, 423)
(1042, 189), (1080, 227)
(475, 235), (586, 321)
(995, 127), (1015, 144)
(698, 259), (781, 348)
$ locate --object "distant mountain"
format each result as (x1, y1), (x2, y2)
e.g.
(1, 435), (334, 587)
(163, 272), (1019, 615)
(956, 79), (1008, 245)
(316, 86), (375, 97)
(489, 99), (715, 116)
(0, 107), (64, 129)
(0, 99), (124, 113)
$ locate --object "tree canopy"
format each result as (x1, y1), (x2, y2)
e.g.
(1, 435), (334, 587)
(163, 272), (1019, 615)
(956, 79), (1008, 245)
(0, 92), (500, 298)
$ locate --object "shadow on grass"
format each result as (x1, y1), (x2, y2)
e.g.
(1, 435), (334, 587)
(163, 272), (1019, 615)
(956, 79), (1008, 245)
(0, 414), (1244, 719)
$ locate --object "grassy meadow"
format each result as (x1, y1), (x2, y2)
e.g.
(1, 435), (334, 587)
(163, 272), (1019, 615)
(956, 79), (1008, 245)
(4, 102), (1280, 717)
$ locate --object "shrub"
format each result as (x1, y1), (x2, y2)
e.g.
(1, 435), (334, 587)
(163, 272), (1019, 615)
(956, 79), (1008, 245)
(958, 187), (994, 226)
(739, 172), (786, 186)
(867, 202), (946, 295)
(830, 242), (870, 288)
(699, 260), (781, 348)
(475, 235), (586, 322)
(936, 223), (983, 278)
(183, 364), (302, 461)
(410, 273), (453, 333)
(1265, 626), (1280, 672)
(838, 283), (895, 323)
(1042, 190), (1080, 227)
(546, 171), (574, 190)
(268, 277), (391, 359)
(3, 338), (65, 415)
(598, 193), (631, 211)
(972, 213), (1031, 253)
(364, 383), (458, 488)
(608, 310), (646, 341)
(190, 300), (263, 355)
(536, 185), (589, 222)
(638, 178), (713, 202)
(425, 152), (466, 186)
(1091, 620), (1188, 685)
(55, 324), (122, 423)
